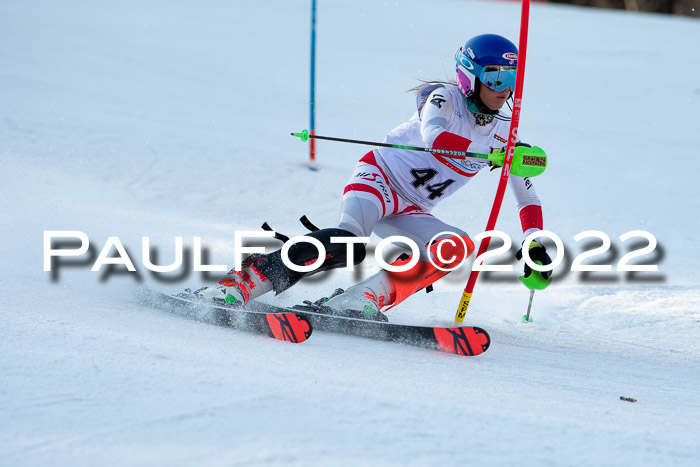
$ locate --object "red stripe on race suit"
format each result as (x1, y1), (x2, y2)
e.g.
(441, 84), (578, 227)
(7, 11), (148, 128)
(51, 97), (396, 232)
(519, 204), (543, 232)
(432, 131), (474, 154)
(344, 183), (387, 217)
(434, 154), (479, 177)
(432, 132), (481, 177)
(358, 151), (400, 211)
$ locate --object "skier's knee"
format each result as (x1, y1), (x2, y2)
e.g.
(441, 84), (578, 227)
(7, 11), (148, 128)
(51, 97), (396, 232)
(428, 234), (475, 269)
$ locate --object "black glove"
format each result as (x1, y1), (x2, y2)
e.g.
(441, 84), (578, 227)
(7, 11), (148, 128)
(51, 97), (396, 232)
(515, 240), (552, 279)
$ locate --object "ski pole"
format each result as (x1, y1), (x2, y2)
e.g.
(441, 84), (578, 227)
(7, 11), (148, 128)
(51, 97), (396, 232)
(291, 129), (546, 178)
(519, 263), (552, 323)
(522, 289), (535, 323)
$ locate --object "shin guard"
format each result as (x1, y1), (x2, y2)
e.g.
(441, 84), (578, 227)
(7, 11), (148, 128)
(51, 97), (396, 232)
(252, 228), (366, 294)
(386, 235), (475, 309)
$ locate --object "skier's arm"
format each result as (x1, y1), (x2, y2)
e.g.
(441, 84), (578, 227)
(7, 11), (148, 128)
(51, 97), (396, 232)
(509, 175), (543, 239)
(419, 88), (492, 155)
(510, 158), (554, 279)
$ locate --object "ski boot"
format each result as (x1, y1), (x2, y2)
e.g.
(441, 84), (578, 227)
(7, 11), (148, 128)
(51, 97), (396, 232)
(187, 254), (273, 307)
(215, 254), (274, 306)
(305, 287), (388, 322)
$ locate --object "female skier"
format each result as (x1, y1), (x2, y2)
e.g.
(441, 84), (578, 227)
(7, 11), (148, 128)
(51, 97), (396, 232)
(203, 34), (552, 318)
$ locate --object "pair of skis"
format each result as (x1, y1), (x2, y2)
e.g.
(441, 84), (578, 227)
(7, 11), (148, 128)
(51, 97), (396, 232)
(150, 291), (490, 357)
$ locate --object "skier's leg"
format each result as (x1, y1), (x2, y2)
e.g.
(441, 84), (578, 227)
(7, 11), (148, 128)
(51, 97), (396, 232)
(211, 151), (395, 306)
(215, 227), (366, 305)
(337, 151), (399, 237)
(324, 214), (474, 314)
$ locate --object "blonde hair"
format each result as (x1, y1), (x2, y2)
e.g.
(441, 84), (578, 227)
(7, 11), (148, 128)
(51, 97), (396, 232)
(407, 79), (457, 94)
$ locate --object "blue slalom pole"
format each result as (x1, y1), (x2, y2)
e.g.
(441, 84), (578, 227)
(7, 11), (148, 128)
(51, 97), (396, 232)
(309, 0), (317, 168)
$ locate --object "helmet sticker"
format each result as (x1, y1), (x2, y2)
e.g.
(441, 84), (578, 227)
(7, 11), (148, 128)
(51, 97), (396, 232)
(458, 56), (474, 70)
(502, 52), (517, 61)
(466, 47), (476, 59)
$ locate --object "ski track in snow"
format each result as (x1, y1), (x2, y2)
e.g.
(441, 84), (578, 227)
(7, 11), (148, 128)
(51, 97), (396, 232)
(2, 0), (700, 465)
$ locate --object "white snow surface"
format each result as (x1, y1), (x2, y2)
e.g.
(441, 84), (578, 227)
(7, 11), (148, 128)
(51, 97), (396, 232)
(2, 0), (700, 465)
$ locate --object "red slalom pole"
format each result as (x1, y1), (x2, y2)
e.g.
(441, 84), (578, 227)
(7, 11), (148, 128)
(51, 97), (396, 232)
(455, 0), (531, 322)
(309, 129), (316, 163)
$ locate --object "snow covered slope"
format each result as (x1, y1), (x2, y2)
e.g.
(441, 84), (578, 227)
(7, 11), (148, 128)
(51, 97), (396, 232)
(1, 0), (699, 465)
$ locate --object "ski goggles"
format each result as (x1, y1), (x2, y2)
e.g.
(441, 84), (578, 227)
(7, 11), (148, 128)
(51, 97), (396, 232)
(480, 65), (517, 92)
(455, 49), (517, 92)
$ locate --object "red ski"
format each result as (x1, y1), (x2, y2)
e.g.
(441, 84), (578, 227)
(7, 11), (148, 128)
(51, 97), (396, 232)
(148, 291), (313, 344)
(253, 302), (490, 356)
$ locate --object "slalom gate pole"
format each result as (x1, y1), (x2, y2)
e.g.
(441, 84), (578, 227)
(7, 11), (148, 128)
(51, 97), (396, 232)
(309, 0), (317, 167)
(454, 0), (532, 322)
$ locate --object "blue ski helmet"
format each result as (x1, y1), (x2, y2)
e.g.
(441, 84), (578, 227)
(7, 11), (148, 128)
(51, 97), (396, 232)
(455, 34), (518, 106)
